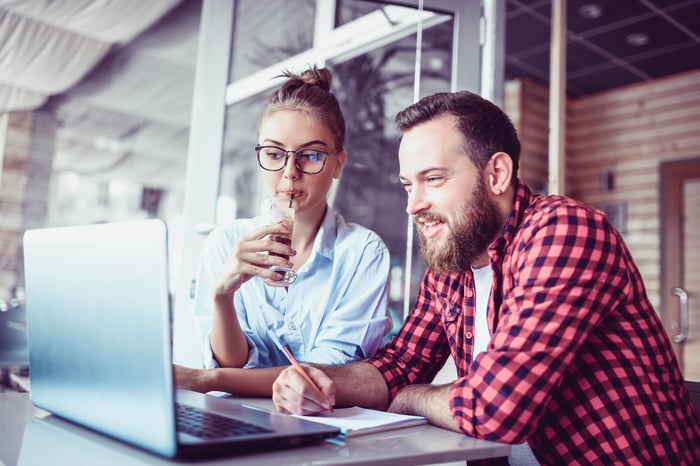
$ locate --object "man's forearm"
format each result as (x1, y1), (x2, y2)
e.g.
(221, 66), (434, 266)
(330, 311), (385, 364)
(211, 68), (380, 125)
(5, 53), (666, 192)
(319, 361), (391, 411)
(388, 383), (459, 431)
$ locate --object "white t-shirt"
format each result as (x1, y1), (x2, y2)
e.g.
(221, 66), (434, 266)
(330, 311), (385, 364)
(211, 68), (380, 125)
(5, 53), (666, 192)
(471, 264), (492, 356)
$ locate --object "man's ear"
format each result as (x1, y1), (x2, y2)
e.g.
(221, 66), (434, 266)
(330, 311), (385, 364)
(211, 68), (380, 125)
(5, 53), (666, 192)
(488, 152), (513, 195)
(332, 149), (347, 179)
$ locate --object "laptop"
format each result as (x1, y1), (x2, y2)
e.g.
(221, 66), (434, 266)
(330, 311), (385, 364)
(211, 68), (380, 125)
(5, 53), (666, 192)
(22, 219), (339, 459)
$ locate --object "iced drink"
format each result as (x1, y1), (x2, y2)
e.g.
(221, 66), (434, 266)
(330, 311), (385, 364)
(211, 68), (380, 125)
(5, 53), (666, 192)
(262, 198), (297, 286)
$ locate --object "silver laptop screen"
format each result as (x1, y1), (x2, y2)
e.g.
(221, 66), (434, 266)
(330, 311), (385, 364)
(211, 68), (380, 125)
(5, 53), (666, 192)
(24, 219), (177, 456)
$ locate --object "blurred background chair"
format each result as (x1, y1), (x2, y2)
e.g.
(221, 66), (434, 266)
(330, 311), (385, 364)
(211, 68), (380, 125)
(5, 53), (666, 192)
(0, 304), (29, 390)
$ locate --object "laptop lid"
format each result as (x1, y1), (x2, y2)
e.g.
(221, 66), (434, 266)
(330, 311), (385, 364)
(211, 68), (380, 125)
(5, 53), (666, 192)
(23, 219), (338, 458)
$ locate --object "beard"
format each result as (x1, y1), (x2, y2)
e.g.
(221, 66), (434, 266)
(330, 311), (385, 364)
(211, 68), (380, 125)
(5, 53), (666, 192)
(416, 175), (503, 274)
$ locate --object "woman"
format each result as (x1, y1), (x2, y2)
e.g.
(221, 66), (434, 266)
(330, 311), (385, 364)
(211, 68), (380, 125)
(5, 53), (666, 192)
(175, 67), (390, 396)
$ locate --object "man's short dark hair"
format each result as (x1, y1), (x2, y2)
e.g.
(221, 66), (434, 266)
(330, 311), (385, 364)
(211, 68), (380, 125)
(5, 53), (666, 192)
(395, 91), (521, 181)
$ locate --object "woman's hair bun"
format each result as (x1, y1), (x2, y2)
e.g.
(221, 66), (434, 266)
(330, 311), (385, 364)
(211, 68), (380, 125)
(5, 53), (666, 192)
(263, 65), (345, 149)
(278, 66), (332, 94)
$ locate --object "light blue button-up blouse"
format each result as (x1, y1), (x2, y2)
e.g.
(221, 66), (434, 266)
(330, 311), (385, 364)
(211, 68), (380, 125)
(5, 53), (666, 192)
(194, 208), (390, 368)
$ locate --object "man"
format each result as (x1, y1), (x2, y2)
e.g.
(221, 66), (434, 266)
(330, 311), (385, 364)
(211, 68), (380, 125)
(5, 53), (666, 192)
(272, 91), (700, 464)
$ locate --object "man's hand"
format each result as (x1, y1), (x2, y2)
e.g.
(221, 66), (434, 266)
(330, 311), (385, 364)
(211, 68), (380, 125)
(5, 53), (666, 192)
(272, 364), (335, 415)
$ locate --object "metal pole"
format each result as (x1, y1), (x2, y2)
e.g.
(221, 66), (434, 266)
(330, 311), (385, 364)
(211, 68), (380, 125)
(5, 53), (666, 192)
(548, 0), (567, 195)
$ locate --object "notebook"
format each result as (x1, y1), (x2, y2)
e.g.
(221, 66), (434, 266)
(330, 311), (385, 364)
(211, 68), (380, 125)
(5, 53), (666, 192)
(22, 219), (339, 459)
(296, 406), (427, 437)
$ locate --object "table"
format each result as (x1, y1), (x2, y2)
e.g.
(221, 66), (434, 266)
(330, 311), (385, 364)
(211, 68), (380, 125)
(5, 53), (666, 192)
(1, 392), (510, 466)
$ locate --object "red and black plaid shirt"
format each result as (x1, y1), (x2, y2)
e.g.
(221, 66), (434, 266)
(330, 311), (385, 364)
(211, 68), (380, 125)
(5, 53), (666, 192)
(370, 180), (700, 465)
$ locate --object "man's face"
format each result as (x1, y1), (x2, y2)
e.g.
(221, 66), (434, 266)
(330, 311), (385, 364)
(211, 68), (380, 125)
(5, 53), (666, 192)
(398, 116), (503, 273)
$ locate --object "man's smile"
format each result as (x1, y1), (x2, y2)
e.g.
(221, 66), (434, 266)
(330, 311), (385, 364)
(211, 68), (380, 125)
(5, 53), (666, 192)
(417, 217), (446, 239)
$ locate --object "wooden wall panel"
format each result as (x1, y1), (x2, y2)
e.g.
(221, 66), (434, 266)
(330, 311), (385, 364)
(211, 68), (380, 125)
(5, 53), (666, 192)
(505, 78), (550, 193)
(569, 70), (700, 308)
(505, 69), (700, 309)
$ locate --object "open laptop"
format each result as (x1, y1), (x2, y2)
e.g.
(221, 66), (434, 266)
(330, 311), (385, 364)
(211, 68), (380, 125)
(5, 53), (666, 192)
(22, 219), (339, 459)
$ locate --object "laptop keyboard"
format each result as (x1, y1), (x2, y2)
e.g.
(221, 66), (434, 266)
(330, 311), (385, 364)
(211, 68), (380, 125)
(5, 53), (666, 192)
(176, 403), (274, 439)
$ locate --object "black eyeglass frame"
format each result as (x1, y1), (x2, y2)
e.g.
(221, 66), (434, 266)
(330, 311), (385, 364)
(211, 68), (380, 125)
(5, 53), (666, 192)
(255, 145), (341, 175)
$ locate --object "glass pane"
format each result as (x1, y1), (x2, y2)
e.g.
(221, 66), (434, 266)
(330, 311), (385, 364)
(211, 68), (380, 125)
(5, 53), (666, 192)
(221, 91), (270, 220)
(329, 16), (453, 336)
(218, 0), (454, 339)
(336, 0), (385, 25)
(229, 0), (316, 81)
(2, 2), (199, 310)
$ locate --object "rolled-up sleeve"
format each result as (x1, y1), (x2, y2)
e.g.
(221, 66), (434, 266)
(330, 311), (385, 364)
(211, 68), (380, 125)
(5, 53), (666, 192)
(368, 271), (452, 394)
(192, 227), (260, 368)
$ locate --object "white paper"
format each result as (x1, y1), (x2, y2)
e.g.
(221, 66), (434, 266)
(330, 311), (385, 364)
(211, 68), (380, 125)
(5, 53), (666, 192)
(295, 406), (427, 437)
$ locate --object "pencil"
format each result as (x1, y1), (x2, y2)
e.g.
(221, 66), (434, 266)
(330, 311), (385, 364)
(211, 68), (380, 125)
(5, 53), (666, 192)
(280, 345), (334, 412)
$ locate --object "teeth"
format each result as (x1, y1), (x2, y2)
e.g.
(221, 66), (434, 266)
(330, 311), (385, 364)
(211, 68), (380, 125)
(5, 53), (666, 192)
(424, 220), (439, 227)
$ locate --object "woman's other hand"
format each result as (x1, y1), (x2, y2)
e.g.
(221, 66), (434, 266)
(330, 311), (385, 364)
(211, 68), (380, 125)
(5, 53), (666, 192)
(173, 364), (216, 393)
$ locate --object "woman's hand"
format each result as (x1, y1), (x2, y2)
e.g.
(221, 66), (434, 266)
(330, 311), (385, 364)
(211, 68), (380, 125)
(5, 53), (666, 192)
(173, 364), (216, 393)
(209, 222), (292, 369)
(213, 222), (295, 297)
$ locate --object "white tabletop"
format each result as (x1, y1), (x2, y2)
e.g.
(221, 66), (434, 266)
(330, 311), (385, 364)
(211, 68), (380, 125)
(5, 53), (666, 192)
(1, 392), (510, 466)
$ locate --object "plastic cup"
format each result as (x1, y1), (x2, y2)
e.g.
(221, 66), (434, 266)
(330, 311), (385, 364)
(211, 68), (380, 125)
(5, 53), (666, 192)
(261, 198), (297, 286)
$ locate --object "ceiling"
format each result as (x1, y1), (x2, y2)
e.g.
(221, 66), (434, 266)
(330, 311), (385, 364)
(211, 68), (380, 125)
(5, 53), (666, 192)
(507, 0), (700, 96)
(1, 0), (699, 193)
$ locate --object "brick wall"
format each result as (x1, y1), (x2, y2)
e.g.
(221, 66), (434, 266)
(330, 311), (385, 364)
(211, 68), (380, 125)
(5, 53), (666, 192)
(0, 110), (55, 304)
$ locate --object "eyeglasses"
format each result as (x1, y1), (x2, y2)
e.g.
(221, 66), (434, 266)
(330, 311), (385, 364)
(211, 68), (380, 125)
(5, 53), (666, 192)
(255, 145), (339, 175)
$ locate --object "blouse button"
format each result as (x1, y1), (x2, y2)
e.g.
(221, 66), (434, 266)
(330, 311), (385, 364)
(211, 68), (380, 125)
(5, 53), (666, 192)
(467, 290), (474, 298)
(466, 331), (473, 339)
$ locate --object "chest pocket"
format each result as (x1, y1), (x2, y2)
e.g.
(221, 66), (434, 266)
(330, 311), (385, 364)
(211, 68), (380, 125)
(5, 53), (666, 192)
(438, 293), (462, 344)
(439, 294), (460, 322)
(436, 292), (473, 370)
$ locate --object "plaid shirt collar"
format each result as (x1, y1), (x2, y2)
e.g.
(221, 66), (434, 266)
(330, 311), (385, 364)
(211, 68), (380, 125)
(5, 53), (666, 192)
(488, 179), (532, 262)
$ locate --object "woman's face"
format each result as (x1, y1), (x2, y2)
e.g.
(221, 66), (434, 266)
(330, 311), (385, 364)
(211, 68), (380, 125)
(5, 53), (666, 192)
(257, 110), (346, 219)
